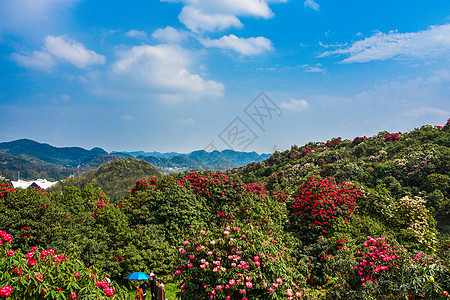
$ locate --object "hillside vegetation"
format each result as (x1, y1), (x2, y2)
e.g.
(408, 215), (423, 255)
(0, 121), (449, 299)
(231, 124), (449, 229)
(49, 158), (163, 200)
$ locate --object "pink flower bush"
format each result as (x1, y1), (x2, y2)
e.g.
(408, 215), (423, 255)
(354, 236), (404, 285)
(174, 222), (311, 299)
(0, 230), (120, 298)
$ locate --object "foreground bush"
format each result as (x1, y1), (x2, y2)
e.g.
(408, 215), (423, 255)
(323, 236), (450, 299)
(0, 230), (128, 299)
(173, 222), (312, 299)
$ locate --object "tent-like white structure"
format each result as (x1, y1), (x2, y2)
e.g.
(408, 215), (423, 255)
(11, 179), (57, 189)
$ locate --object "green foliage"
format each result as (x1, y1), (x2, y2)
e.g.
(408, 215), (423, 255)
(174, 222), (311, 299)
(0, 231), (130, 299)
(50, 158), (163, 201)
(1, 122), (450, 298)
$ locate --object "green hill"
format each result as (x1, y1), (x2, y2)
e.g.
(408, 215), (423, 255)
(1, 122), (449, 299)
(231, 124), (450, 230)
(49, 158), (163, 200)
(0, 151), (73, 181)
(0, 139), (108, 168)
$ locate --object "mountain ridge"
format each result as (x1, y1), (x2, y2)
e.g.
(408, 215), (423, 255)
(0, 139), (271, 179)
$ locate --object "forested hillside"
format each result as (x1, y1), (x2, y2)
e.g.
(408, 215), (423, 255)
(232, 124), (449, 230)
(0, 122), (449, 299)
(49, 158), (163, 200)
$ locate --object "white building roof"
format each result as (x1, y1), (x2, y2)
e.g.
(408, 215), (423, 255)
(11, 179), (58, 189)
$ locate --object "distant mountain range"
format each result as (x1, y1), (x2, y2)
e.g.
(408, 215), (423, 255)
(0, 139), (270, 180)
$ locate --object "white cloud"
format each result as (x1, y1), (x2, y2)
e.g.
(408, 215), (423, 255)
(201, 34), (273, 56)
(304, 0), (319, 11)
(400, 107), (448, 118)
(280, 99), (309, 111)
(125, 30), (147, 39)
(152, 26), (189, 43)
(320, 24), (450, 63)
(179, 6), (243, 32)
(11, 51), (55, 71)
(163, 0), (286, 32)
(110, 44), (224, 102)
(302, 63), (325, 73)
(44, 35), (106, 68)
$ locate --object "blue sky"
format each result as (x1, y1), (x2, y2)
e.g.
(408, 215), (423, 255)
(1, 0), (449, 153)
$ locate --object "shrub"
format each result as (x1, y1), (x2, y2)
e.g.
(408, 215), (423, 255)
(0, 230), (128, 299)
(173, 222), (311, 299)
(290, 176), (363, 239)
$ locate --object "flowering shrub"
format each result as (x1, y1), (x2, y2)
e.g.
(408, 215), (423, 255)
(351, 136), (368, 147)
(393, 196), (437, 251)
(354, 236), (404, 288)
(291, 177), (362, 237)
(384, 132), (400, 142)
(174, 222), (311, 299)
(0, 230), (127, 299)
(322, 235), (450, 298)
(0, 181), (15, 199)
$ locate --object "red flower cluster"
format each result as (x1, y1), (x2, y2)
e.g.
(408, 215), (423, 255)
(302, 148), (313, 157)
(292, 177), (361, 231)
(95, 281), (114, 296)
(384, 132), (400, 142)
(351, 136), (368, 147)
(91, 198), (111, 218)
(0, 181), (15, 198)
(130, 177), (160, 194)
(336, 238), (347, 250)
(0, 231), (13, 247)
(0, 286), (12, 298)
(325, 138), (341, 148)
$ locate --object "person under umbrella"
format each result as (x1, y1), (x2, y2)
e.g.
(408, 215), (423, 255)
(138, 280), (147, 300)
(126, 272), (150, 300)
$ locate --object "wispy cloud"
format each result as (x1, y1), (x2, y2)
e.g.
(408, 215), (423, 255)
(400, 107), (448, 118)
(355, 69), (450, 105)
(200, 34), (273, 56)
(304, 0), (319, 11)
(163, 0), (286, 32)
(280, 99), (309, 111)
(121, 115), (134, 121)
(320, 24), (450, 63)
(178, 118), (196, 125)
(302, 63), (326, 73)
(11, 51), (55, 71)
(125, 30), (147, 39)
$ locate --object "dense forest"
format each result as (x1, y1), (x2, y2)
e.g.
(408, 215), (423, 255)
(0, 122), (449, 299)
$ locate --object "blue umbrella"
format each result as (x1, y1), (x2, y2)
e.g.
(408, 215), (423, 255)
(127, 272), (150, 280)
